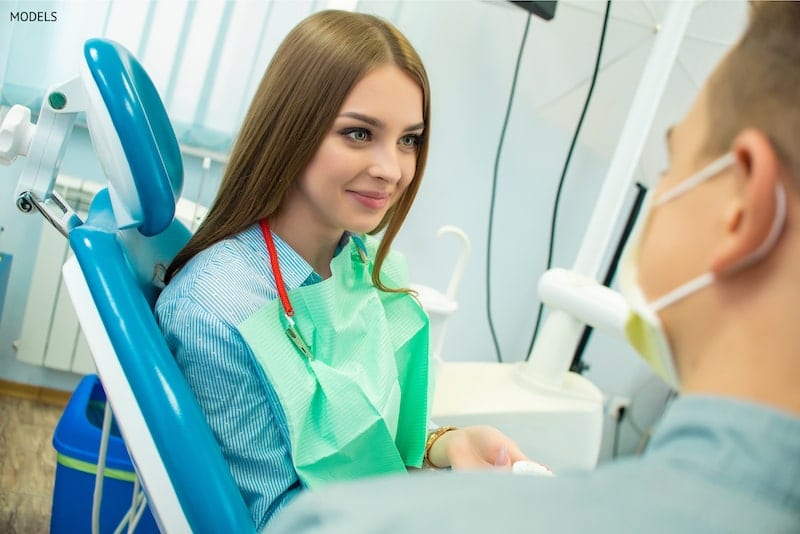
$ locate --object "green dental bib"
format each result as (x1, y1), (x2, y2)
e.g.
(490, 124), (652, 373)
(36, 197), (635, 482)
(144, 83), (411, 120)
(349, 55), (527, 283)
(238, 235), (429, 487)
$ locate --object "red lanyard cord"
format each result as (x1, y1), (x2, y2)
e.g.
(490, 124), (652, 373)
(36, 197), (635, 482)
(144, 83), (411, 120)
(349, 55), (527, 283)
(259, 219), (294, 317)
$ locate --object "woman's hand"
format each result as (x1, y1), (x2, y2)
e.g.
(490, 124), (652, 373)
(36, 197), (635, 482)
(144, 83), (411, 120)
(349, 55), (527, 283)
(427, 426), (528, 470)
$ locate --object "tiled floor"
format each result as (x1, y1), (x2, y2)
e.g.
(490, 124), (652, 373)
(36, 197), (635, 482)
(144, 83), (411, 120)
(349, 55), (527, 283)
(0, 395), (63, 533)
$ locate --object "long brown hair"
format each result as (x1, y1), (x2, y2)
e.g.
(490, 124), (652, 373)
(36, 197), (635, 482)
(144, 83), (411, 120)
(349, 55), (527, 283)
(166, 10), (431, 291)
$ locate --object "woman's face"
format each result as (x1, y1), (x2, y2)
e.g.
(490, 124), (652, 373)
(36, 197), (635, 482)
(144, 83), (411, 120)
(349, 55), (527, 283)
(290, 64), (424, 236)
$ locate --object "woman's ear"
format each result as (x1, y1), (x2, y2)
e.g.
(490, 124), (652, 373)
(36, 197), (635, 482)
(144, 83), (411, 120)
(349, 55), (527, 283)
(710, 129), (784, 276)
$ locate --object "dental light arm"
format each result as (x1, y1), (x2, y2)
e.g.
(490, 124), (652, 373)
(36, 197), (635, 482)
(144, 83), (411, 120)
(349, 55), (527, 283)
(537, 268), (628, 340)
(523, 0), (694, 388)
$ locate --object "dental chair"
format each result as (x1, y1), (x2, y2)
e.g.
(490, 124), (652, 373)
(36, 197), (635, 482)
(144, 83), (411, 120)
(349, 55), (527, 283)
(0, 38), (253, 532)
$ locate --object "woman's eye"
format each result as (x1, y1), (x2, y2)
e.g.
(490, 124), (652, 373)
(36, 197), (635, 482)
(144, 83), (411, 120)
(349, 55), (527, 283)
(342, 128), (370, 142)
(399, 134), (422, 148)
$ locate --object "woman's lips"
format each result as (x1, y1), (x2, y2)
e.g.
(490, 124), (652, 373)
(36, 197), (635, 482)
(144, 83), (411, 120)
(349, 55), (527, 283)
(348, 190), (390, 210)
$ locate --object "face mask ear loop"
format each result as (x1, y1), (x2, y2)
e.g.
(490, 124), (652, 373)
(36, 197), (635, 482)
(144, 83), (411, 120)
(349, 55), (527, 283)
(650, 272), (714, 312)
(727, 184), (787, 273)
(656, 153), (737, 206)
(650, 184), (787, 312)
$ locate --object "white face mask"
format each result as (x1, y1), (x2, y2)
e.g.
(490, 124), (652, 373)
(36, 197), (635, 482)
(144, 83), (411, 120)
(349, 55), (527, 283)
(618, 152), (787, 389)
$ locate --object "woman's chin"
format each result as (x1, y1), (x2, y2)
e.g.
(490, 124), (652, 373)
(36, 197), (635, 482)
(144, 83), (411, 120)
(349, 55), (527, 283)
(346, 220), (384, 235)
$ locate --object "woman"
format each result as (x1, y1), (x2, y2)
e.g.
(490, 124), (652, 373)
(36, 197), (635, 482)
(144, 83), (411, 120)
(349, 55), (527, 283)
(156, 10), (526, 529)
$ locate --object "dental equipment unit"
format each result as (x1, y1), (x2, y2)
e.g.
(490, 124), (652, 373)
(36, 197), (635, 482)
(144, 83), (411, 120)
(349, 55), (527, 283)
(430, 0), (694, 473)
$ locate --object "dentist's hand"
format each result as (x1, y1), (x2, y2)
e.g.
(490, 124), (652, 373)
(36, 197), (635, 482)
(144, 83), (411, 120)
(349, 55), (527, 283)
(427, 426), (528, 470)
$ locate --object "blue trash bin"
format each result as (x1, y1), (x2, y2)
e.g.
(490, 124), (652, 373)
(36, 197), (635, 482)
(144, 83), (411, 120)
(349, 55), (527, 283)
(51, 374), (160, 533)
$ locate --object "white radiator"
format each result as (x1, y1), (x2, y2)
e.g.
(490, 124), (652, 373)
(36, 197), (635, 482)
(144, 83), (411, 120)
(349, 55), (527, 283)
(14, 174), (206, 375)
(15, 175), (99, 374)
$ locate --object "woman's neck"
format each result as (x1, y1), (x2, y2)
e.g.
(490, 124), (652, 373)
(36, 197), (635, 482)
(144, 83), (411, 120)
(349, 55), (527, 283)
(269, 210), (342, 279)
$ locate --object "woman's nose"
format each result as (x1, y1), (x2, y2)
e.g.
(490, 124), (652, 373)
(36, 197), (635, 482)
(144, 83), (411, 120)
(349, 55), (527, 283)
(367, 144), (403, 183)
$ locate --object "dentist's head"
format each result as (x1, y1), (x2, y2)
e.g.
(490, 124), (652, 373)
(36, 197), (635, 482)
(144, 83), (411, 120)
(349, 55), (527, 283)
(622, 1), (800, 415)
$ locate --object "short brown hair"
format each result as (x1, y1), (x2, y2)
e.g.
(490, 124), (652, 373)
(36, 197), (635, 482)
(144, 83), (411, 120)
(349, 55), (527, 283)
(703, 2), (800, 176)
(166, 10), (431, 289)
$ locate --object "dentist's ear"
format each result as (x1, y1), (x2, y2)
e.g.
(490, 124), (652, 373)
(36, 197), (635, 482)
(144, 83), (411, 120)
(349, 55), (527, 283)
(710, 129), (785, 276)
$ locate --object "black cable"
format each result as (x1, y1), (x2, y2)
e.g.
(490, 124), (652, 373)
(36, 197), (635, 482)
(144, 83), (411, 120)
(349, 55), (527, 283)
(525, 0), (613, 362)
(569, 182), (647, 373)
(612, 405), (626, 459)
(486, 12), (533, 363)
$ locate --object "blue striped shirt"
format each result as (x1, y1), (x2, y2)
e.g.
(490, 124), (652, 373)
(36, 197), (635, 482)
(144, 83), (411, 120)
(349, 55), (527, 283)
(155, 223), (330, 530)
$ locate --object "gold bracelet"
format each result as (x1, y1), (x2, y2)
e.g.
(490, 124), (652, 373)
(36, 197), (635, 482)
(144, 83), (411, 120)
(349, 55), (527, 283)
(423, 426), (457, 468)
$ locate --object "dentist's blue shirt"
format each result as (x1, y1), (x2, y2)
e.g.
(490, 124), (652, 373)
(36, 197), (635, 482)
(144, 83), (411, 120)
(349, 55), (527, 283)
(269, 395), (800, 533)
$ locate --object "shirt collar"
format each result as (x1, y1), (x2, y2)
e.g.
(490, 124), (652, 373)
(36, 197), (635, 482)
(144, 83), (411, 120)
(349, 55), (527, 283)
(240, 224), (359, 290)
(647, 394), (800, 511)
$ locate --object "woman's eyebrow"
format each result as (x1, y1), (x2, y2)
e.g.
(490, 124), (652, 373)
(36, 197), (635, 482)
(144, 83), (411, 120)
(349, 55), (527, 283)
(340, 112), (382, 128)
(339, 112), (424, 132)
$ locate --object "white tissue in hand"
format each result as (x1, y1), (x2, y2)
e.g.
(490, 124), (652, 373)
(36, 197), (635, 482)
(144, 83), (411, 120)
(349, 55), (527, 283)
(512, 461), (554, 477)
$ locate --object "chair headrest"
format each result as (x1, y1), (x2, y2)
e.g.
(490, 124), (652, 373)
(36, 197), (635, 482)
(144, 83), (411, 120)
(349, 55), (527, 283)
(82, 38), (183, 237)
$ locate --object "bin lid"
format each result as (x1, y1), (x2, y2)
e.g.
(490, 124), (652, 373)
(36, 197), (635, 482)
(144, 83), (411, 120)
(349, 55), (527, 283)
(52, 374), (136, 473)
